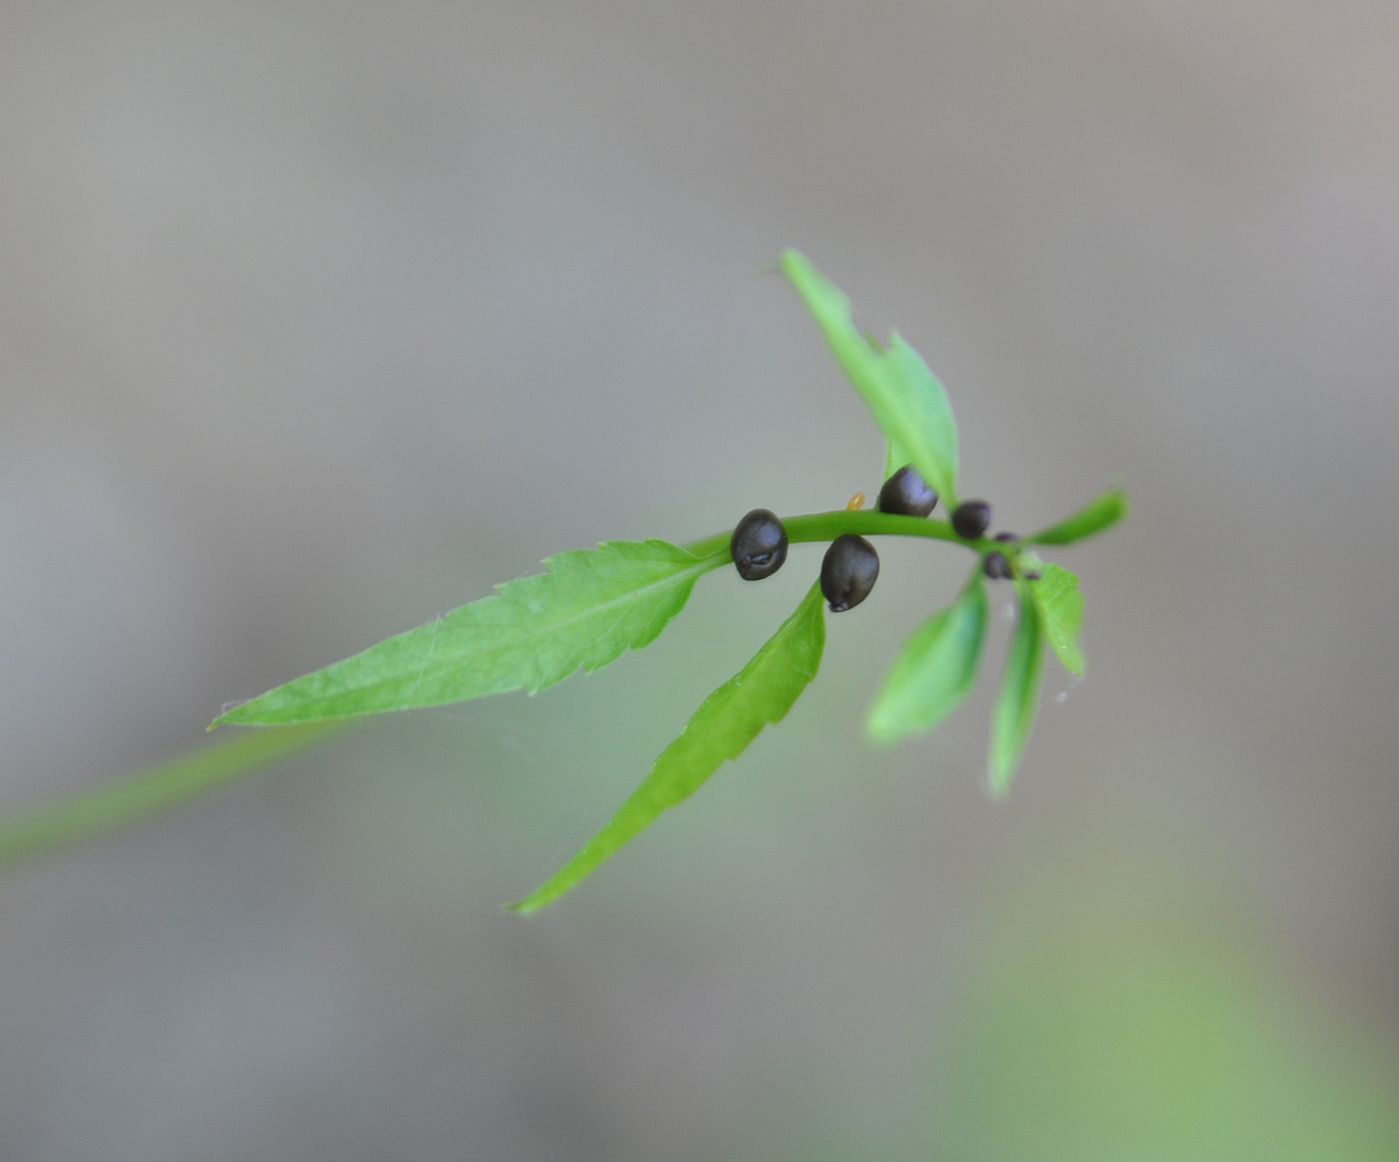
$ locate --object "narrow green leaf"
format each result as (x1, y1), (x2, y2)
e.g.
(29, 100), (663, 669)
(867, 576), (989, 745)
(213, 540), (727, 728)
(781, 250), (960, 507)
(1028, 487), (1129, 546)
(1032, 563), (1086, 676)
(989, 585), (1046, 797)
(510, 582), (827, 913)
(0, 723), (344, 871)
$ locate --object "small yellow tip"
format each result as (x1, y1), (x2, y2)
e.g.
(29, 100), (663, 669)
(846, 491), (866, 511)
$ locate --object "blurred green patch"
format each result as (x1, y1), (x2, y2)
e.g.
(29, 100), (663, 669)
(927, 888), (1399, 1160)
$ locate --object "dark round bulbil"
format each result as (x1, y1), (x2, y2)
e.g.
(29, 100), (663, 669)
(951, 499), (992, 540)
(983, 551), (1012, 580)
(820, 534), (880, 612)
(731, 508), (788, 581)
(876, 464), (938, 517)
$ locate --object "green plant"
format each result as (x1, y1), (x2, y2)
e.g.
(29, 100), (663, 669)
(0, 251), (1126, 910)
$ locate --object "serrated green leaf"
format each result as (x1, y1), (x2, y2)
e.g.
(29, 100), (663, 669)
(213, 539), (727, 728)
(1033, 563), (1085, 676)
(510, 582), (827, 913)
(781, 250), (959, 507)
(1028, 487), (1129, 545)
(989, 586), (1046, 797)
(867, 576), (989, 745)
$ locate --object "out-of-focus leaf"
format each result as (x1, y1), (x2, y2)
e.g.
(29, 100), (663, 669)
(867, 577), (989, 745)
(510, 582), (827, 913)
(988, 586), (1045, 797)
(1032, 564), (1085, 676)
(213, 540), (727, 728)
(781, 250), (959, 507)
(1028, 488), (1128, 546)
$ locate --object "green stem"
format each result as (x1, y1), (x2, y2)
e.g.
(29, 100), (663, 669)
(685, 509), (998, 562)
(0, 722), (348, 872)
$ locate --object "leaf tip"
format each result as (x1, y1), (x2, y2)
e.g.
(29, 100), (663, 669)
(777, 246), (807, 271)
(209, 697), (251, 731)
(986, 764), (1015, 801)
(504, 883), (563, 915)
(1100, 485), (1130, 526)
(864, 721), (896, 749)
(864, 705), (905, 749)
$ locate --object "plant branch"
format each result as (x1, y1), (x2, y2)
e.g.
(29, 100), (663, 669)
(684, 509), (996, 562)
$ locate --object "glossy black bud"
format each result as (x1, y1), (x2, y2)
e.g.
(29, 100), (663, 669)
(731, 509), (788, 581)
(983, 551), (1012, 580)
(876, 465), (938, 517)
(820, 534), (880, 612)
(951, 500), (992, 540)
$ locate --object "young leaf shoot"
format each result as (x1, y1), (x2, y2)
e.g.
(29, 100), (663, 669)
(989, 585), (1047, 797)
(1032, 563), (1086, 677)
(1028, 487), (1129, 546)
(780, 250), (960, 509)
(867, 575), (989, 745)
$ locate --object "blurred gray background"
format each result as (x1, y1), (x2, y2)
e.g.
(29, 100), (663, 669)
(2, 2), (1397, 1159)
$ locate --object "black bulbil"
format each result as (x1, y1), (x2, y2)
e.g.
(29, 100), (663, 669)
(876, 465), (938, 517)
(951, 500), (992, 540)
(820, 534), (880, 612)
(731, 509), (788, 581)
(983, 551), (1012, 580)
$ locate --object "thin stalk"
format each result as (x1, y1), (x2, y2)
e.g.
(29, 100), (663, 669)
(0, 722), (349, 871)
(685, 509), (998, 562)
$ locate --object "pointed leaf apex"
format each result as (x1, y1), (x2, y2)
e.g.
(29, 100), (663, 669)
(780, 251), (960, 508)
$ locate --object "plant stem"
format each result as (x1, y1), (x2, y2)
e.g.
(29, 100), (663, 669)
(0, 722), (347, 871)
(684, 509), (997, 562)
